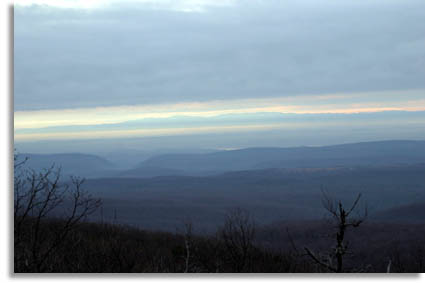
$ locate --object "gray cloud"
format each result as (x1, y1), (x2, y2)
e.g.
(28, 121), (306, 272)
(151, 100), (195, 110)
(14, 0), (425, 111)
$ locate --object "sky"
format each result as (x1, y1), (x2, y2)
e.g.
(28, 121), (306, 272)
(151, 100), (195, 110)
(14, 0), (425, 154)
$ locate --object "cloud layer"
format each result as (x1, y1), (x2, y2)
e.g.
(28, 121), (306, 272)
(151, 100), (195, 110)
(15, 0), (425, 111)
(14, 89), (425, 142)
(13, 89), (425, 129)
(14, 1), (425, 150)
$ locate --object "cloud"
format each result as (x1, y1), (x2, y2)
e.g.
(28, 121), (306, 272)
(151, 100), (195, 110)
(15, 0), (237, 11)
(14, 110), (425, 142)
(14, 1), (425, 150)
(13, 89), (425, 143)
(14, 0), (425, 111)
(14, 89), (425, 130)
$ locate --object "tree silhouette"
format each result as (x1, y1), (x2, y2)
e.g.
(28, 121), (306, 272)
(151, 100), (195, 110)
(304, 191), (367, 272)
(14, 152), (102, 272)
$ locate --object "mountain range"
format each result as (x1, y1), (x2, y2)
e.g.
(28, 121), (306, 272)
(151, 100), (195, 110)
(17, 140), (425, 178)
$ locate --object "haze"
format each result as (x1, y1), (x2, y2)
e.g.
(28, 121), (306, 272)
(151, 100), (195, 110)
(14, 0), (425, 158)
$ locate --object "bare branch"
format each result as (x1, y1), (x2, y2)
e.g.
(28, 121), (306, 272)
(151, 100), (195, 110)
(304, 247), (337, 273)
(346, 193), (362, 217)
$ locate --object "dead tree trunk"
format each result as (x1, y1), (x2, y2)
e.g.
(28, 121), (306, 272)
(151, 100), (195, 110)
(305, 192), (367, 273)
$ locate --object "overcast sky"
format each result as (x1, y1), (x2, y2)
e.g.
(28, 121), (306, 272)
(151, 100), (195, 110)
(14, 0), (425, 152)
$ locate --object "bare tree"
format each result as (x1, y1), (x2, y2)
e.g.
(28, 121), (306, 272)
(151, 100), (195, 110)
(304, 191), (367, 273)
(183, 221), (193, 273)
(219, 208), (256, 272)
(14, 153), (102, 272)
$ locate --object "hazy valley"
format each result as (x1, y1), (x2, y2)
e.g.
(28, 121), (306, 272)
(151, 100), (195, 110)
(17, 140), (425, 232)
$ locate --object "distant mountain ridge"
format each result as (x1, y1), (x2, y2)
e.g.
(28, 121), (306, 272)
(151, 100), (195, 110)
(16, 140), (425, 179)
(135, 140), (425, 175)
(15, 143), (425, 230)
(16, 153), (116, 178)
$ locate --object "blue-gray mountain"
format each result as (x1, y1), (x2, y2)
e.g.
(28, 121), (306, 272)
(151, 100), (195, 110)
(134, 140), (425, 176)
(16, 153), (116, 178)
(17, 140), (425, 178)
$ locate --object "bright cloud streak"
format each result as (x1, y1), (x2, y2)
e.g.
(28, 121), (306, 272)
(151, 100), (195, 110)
(16, 119), (425, 142)
(15, 123), (286, 141)
(14, 90), (425, 130)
